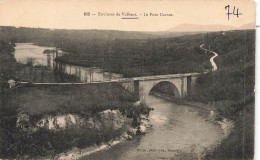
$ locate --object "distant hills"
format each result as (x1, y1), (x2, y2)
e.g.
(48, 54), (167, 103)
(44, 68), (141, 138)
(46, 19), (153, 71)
(239, 22), (255, 30)
(167, 22), (255, 32)
(0, 22), (255, 43)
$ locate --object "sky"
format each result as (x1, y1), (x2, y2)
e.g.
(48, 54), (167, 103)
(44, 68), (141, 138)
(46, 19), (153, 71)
(0, 0), (256, 31)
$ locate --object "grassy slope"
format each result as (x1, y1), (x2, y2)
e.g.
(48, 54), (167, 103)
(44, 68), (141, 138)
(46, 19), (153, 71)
(10, 83), (138, 117)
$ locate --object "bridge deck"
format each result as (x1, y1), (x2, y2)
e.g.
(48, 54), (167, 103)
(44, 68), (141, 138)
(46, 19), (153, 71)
(132, 73), (200, 81)
(20, 73), (200, 85)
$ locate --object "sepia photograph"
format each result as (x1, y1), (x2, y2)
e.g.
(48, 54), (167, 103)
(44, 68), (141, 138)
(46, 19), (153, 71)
(0, 0), (256, 159)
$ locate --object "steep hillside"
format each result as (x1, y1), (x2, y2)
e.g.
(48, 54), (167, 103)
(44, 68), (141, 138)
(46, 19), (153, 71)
(191, 30), (255, 160)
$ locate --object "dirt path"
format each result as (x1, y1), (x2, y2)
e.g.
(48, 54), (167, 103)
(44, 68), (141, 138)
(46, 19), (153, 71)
(200, 44), (218, 71)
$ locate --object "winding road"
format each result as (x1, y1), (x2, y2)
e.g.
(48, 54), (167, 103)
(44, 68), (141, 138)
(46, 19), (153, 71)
(200, 44), (218, 71)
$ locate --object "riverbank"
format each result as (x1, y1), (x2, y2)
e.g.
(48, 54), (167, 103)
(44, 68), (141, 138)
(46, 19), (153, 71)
(16, 109), (151, 160)
(1, 83), (152, 159)
(203, 101), (254, 159)
(54, 113), (150, 160)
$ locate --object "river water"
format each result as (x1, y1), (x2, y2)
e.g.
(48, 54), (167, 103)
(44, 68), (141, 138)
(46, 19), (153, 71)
(13, 43), (55, 68)
(81, 95), (224, 160)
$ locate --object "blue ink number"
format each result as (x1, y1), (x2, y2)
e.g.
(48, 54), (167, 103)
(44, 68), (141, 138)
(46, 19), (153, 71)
(225, 5), (242, 20)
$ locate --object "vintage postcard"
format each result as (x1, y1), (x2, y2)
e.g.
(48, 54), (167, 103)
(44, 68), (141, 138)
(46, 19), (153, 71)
(0, 0), (256, 159)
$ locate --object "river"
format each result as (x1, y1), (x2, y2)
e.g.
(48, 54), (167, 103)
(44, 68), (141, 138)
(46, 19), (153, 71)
(80, 95), (224, 160)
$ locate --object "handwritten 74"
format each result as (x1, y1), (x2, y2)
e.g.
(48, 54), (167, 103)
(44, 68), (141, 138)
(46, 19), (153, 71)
(225, 5), (242, 20)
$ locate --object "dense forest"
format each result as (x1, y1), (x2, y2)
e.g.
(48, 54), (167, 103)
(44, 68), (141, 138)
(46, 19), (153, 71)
(55, 35), (212, 77)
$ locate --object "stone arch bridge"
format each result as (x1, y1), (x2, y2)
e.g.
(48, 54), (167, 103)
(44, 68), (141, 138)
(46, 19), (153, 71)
(120, 73), (200, 102)
(23, 73), (200, 103)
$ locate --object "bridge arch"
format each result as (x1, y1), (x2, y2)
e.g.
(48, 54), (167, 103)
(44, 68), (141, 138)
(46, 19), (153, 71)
(149, 81), (181, 98)
(138, 78), (183, 102)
